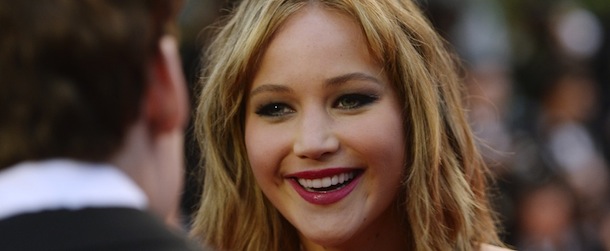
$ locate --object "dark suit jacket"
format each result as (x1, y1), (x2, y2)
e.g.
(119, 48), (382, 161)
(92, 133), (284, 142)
(0, 207), (202, 251)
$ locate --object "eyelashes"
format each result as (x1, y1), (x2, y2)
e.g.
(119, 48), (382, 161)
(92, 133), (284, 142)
(254, 93), (379, 118)
(333, 93), (379, 110)
(255, 103), (294, 117)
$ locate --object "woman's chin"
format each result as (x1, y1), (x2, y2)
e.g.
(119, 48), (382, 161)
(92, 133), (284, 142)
(299, 229), (354, 249)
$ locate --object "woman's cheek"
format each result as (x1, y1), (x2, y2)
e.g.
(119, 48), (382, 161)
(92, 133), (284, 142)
(246, 123), (285, 180)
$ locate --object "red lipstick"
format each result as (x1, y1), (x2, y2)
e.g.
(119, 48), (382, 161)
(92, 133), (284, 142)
(287, 168), (362, 205)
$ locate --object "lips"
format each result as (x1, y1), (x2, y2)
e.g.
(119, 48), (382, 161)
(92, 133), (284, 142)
(287, 168), (362, 205)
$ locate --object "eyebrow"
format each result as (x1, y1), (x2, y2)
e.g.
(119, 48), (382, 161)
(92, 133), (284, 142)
(249, 84), (293, 97)
(325, 72), (383, 88)
(249, 72), (383, 97)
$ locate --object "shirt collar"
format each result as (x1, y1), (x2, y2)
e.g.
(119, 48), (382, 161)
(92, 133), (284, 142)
(0, 159), (148, 220)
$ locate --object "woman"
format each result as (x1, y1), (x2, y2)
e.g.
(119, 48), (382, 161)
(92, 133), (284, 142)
(191, 0), (508, 250)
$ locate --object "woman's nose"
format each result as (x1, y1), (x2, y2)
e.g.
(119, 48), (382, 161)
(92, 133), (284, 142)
(292, 110), (339, 160)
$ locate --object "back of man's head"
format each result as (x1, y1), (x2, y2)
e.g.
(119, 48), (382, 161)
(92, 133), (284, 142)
(0, 0), (182, 169)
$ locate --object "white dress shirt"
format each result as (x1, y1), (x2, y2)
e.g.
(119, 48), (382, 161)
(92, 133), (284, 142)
(0, 159), (148, 220)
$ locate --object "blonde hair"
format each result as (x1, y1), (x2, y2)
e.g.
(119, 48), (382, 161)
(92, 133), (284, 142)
(191, 0), (501, 250)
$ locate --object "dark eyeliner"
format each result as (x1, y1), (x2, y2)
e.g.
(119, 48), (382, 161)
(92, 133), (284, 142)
(255, 102), (293, 117)
(334, 93), (379, 109)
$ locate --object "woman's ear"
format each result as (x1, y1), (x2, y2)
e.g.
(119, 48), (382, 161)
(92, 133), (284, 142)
(144, 35), (189, 136)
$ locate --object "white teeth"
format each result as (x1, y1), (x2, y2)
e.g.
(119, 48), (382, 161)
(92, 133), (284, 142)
(331, 175), (338, 186)
(322, 177), (331, 187)
(297, 172), (356, 190)
(312, 179), (322, 188)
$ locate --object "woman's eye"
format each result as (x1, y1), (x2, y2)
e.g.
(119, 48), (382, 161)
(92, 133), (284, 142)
(334, 93), (378, 110)
(255, 103), (294, 117)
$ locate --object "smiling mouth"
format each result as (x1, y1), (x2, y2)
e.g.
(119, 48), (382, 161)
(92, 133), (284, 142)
(295, 171), (361, 192)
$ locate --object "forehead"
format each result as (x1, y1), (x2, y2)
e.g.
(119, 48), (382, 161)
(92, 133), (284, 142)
(275, 5), (360, 44)
(269, 5), (367, 56)
(252, 5), (381, 86)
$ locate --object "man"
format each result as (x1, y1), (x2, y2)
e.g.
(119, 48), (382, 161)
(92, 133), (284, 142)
(0, 0), (203, 250)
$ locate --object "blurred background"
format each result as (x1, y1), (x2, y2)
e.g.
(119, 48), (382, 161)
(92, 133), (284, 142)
(177, 0), (610, 250)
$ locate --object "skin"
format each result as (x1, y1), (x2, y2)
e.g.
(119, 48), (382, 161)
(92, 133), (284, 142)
(111, 36), (189, 227)
(244, 5), (408, 251)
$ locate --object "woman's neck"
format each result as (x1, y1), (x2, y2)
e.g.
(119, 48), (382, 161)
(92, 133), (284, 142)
(299, 203), (409, 251)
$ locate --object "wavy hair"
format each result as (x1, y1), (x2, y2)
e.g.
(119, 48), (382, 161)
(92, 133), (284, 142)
(191, 0), (500, 250)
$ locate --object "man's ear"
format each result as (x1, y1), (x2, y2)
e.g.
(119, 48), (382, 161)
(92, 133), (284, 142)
(144, 35), (189, 136)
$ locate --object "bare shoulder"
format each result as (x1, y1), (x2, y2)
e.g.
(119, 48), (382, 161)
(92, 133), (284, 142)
(480, 244), (514, 251)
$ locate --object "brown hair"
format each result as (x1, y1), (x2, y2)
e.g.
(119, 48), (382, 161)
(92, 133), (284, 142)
(0, 0), (182, 169)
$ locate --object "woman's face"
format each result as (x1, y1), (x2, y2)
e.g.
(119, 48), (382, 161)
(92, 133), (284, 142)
(245, 6), (406, 248)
